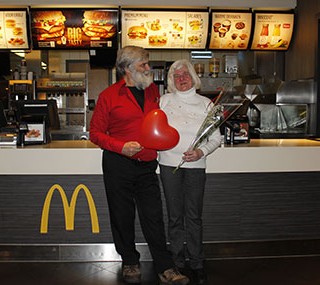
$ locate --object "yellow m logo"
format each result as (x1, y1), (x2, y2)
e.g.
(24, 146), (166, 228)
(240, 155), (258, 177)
(40, 184), (100, 234)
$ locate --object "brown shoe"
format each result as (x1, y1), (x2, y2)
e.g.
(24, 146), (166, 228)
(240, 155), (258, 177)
(159, 267), (190, 285)
(122, 264), (141, 283)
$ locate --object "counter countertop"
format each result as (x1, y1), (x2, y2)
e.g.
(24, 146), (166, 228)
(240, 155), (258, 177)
(8, 138), (320, 148)
(1, 139), (320, 174)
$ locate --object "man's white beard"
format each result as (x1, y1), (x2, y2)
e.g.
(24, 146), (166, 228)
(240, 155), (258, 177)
(131, 70), (153, 90)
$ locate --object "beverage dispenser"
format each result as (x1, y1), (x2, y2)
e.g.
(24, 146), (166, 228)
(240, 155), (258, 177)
(36, 73), (89, 140)
(149, 61), (173, 95)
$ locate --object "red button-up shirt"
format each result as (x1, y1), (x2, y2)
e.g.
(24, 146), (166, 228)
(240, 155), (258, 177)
(89, 79), (160, 161)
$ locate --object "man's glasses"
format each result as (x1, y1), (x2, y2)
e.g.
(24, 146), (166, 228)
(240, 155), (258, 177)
(173, 72), (191, 80)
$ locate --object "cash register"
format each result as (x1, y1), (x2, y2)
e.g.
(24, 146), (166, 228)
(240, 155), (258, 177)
(1, 99), (60, 146)
(15, 100), (60, 145)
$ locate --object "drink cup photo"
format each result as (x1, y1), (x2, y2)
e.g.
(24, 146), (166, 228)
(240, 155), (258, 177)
(213, 22), (221, 32)
(222, 20), (231, 31)
(218, 27), (227, 38)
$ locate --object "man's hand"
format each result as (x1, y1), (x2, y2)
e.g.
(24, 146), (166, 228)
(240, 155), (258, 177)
(122, 141), (143, 157)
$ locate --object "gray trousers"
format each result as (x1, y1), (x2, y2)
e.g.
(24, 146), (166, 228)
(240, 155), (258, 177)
(159, 164), (206, 270)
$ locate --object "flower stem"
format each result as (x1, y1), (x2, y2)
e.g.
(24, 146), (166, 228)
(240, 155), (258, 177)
(172, 159), (185, 174)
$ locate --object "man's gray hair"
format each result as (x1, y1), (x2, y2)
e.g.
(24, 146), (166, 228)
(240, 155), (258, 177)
(167, 59), (201, 93)
(116, 45), (149, 77)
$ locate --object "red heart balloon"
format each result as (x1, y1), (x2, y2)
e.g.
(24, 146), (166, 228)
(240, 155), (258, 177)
(140, 109), (179, 150)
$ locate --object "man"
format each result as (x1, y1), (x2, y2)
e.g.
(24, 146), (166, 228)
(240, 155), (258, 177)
(90, 45), (189, 285)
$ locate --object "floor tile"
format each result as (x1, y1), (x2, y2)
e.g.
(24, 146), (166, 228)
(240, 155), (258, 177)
(0, 256), (320, 285)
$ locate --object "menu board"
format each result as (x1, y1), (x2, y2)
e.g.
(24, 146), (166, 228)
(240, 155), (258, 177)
(208, 11), (252, 50)
(121, 10), (209, 49)
(0, 10), (30, 50)
(30, 8), (119, 49)
(250, 12), (294, 51)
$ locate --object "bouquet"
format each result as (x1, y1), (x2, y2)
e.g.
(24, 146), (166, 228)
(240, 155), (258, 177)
(173, 89), (246, 174)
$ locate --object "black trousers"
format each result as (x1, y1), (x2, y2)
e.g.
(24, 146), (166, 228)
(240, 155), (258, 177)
(102, 150), (174, 273)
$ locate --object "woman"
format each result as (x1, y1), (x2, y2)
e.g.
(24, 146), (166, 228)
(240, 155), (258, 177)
(159, 59), (221, 285)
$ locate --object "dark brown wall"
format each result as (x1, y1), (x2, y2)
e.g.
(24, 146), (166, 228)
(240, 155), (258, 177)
(286, 0), (320, 80)
(1, 172), (320, 244)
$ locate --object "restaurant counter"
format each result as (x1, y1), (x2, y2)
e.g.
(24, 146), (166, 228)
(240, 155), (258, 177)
(1, 139), (320, 174)
(1, 139), (320, 261)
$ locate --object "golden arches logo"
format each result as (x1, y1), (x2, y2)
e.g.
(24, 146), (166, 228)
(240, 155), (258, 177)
(40, 184), (100, 234)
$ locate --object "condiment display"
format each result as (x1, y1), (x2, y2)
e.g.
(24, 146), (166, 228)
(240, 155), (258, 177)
(0, 10), (29, 49)
(209, 58), (220, 77)
(121, 10), (209, 49)
(250, 12), (294, 50)
(30, 9), (118, 49)
(194, 63), (205, 77)
(209, 11), (252, 50)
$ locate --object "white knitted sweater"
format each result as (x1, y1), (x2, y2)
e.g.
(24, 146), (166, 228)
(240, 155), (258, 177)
(158, 87), (221, 169)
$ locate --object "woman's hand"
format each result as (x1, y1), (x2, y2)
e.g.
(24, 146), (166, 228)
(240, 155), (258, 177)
(182, 149), (204, 162)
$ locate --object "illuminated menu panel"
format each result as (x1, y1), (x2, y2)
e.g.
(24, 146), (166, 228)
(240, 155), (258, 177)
(30, 8), (118, 49)
(250, 12), (294, 51)
(121, 10), (209, 49)
(0, 10), (30, 50)
(209, 11), (252, 50)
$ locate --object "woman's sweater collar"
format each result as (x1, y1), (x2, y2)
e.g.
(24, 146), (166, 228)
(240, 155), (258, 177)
(175, 87), (197, 99)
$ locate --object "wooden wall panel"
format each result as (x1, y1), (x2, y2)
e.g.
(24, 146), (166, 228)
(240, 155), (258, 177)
(0, 172), (320, 244)
(203, 172), (320, 241)
(286, 0), (320, 80)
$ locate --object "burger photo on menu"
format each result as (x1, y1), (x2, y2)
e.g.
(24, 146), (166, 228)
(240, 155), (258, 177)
(32, 11), (66, 39)
(148, 34), (167, 46)
(127, 25), (148, 39)
(82, 10), (116, 39)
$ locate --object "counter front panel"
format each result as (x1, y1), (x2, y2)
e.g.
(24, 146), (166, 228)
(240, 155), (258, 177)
(1, 139), (320, 245)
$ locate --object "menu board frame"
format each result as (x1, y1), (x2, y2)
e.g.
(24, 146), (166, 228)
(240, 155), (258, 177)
(250, 10), (295, 51)
(120, 8), (210, 50)
(208, 9), (253, 51)
(30, 7), (119, 50)
(0, 8), (31, 50)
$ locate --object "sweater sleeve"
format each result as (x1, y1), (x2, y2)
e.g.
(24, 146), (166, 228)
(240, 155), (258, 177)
(198, 97), (221, 157)
(199, 128), (221, 157)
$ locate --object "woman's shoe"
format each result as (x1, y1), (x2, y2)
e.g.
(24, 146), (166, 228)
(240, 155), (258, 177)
(158, 267), (190, 285)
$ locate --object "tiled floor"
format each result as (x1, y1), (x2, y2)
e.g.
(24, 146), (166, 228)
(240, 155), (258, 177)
(1, 256), (320, 285)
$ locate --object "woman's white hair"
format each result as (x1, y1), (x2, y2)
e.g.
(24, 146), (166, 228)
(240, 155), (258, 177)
(167, 59), (201, 93)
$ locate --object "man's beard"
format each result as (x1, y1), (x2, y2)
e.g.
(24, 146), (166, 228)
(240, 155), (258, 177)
(131, 70), (153, 90)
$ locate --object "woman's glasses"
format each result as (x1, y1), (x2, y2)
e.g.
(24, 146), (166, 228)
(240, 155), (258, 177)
(173, 72), (191, 80)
